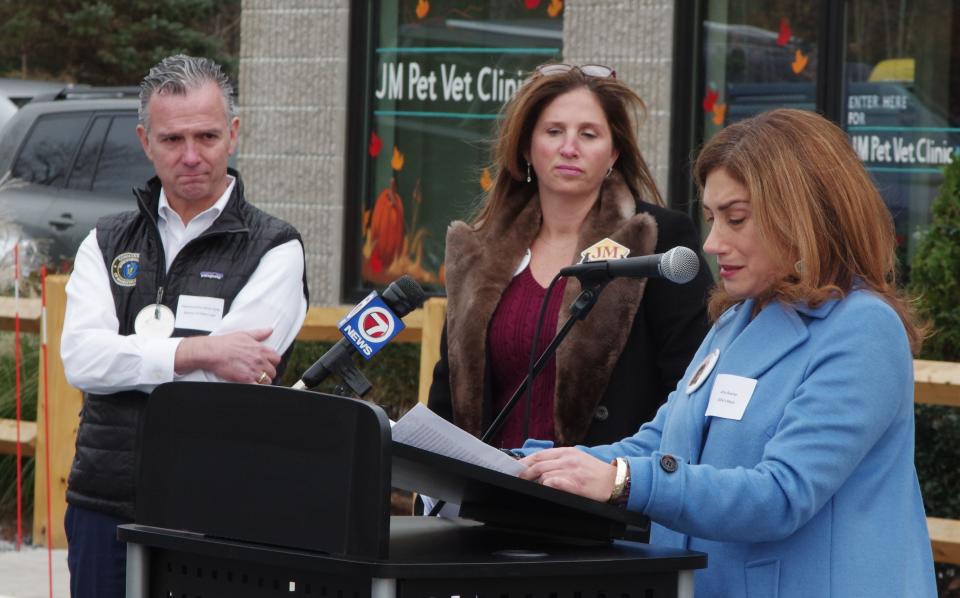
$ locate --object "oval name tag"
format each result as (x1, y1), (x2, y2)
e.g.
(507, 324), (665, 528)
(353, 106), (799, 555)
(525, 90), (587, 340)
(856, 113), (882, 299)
(134, 304), (175, 338)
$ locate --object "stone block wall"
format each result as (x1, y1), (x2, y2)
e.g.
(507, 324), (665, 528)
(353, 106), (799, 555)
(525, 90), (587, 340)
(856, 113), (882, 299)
(238, 0), (350, 305)
(563, 1), (676, 201)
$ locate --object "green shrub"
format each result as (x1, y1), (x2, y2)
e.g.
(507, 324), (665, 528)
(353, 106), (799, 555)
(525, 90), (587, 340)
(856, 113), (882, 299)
(911, 155), (960, 363)
(910, 155), (960, 523)
(279, 340), (422, 421)
(909, 156), (960, 593)
(0, 332), (39, 525)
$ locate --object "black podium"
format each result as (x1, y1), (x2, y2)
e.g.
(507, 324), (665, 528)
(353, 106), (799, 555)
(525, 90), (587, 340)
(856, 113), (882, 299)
(120, 382), (706, 598)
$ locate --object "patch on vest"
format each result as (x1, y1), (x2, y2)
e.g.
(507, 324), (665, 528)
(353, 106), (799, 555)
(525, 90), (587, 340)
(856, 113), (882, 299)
(200, 271), (224, 280)
(110, 252), (140, 287)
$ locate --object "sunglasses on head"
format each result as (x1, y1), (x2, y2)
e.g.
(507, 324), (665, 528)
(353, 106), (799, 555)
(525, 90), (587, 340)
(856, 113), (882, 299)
(534, 63), (617, 79)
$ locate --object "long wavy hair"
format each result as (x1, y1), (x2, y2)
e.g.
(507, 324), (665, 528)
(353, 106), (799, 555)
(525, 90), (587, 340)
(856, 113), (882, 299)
(472, 66), (663, 227)
(694, 108), (926, 353)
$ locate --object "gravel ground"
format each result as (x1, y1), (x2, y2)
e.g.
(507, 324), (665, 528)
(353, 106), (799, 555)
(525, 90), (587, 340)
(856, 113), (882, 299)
(0, 542), (69, 598)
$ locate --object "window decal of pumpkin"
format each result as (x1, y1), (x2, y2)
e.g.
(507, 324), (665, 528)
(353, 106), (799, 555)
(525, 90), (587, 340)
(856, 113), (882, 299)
(363, 141), (441, 288)
(362, 177), (440, 287)
(369, 178), (405, 271)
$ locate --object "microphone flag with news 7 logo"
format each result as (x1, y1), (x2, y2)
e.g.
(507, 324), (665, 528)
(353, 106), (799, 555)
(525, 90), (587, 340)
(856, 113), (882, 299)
(337, 291), (405, 359)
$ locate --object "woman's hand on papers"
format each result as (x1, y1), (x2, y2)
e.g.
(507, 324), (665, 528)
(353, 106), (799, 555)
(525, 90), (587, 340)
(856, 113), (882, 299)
(519, 448), (616, 502)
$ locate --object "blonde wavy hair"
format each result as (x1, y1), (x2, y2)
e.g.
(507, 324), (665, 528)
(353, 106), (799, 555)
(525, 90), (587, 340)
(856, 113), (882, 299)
(694, 108), (926, 353)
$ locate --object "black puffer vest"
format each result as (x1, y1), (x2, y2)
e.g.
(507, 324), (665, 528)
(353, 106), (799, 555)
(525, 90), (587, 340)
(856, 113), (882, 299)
(66, 171), (307, 520)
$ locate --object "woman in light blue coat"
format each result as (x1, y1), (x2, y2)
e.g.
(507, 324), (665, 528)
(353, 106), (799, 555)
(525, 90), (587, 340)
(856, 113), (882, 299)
(519, 109), (937, 597)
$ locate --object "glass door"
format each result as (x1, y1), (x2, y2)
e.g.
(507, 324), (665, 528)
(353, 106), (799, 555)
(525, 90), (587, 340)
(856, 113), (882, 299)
(843, 0), (958, 270)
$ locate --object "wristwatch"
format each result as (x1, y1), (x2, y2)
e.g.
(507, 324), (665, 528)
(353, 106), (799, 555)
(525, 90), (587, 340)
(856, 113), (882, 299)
(608, 457), (631, 505)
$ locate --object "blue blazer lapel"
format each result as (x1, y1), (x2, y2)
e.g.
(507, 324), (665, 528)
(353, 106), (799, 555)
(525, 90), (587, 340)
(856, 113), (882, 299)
(721, 301), (809, 379)
(684, 303), (754, 462)
(685, 299), (837, 462)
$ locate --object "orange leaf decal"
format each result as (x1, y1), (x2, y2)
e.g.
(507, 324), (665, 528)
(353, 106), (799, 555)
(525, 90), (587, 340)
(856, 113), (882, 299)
(712, 103), (726, 126)
(416, 0), (430, 19)
(391, 146), (405, 171)
(547, 0), (563, 17)
(368, 132), (382, 157)
(702, 88), (718, 113)
(792, 49), (808, 74)
(480, 167), (492, 192)
(776, 18), (791, 46)
(525, 0), (541, 8)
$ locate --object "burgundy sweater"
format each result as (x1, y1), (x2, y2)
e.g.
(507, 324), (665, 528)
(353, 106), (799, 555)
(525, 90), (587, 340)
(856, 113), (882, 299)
(487, 266), (568, 448)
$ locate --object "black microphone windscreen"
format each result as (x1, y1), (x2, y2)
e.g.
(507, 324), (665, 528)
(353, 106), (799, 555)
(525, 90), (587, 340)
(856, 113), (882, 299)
(661, 246), (700, 284)
(382, 275), (427, 316)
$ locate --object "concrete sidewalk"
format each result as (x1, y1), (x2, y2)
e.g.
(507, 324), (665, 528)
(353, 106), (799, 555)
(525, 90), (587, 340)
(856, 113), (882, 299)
(0, 543), (69, 598)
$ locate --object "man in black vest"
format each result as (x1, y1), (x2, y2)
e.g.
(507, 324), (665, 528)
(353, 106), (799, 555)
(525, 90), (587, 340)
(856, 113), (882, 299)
(59, 55), (309, 598)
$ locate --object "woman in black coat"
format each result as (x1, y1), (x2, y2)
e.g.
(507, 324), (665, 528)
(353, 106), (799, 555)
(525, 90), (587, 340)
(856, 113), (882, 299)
(428, 64), (712, 448)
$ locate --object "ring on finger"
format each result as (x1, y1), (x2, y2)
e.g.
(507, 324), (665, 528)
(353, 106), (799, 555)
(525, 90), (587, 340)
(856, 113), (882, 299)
(257, 371), (270, 384)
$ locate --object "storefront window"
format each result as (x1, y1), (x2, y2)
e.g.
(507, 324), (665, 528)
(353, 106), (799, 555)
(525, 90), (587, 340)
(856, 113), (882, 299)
(844, 0), (958, 268)
(346, 1), (562, 297)
(690, 1), (959, 275)
(693, 1), (823, 267)
(701, 1), (821, 136)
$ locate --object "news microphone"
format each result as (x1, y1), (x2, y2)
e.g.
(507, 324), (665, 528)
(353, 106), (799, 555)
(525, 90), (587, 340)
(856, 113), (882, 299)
(559, 246), (700, 284)
(292, 275), (427, 392)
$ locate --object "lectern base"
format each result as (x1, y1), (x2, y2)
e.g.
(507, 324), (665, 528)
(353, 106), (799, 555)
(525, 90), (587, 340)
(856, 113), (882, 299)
(120, 517), (703, 598)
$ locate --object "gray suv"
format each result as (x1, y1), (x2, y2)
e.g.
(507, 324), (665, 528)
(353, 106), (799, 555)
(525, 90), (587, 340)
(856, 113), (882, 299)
(0, 87), (154, 270)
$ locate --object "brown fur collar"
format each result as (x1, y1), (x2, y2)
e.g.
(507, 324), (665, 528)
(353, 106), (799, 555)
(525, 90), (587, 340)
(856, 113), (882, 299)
(443, 173), (658, 445)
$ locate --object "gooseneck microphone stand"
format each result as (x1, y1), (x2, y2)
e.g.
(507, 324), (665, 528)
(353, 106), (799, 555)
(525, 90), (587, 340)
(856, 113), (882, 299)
(428, 275), (610, 516)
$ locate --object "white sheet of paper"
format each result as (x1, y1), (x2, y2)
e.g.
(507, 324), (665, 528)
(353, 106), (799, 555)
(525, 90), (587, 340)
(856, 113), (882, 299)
(175, 295), (225, 332)
(705, 373), (757, 421)
(392, 403), (526, 477)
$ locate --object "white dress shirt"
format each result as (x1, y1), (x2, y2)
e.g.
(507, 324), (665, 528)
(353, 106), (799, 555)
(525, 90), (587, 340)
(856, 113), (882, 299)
(61, 177), (307, 395)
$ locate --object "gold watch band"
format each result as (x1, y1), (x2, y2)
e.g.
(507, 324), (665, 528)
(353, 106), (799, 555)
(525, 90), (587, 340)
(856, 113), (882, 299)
(609, 457), (629, 502)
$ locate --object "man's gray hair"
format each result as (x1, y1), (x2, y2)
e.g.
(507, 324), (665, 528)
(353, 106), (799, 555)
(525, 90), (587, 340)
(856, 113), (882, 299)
(139, 54), (237, 130)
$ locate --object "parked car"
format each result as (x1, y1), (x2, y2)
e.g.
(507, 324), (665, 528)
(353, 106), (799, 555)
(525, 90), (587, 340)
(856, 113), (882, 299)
(0, 94), (16, 133)
(0, 78), (69, 108)
(0, 86), (154, 270)
(0, 78), (72, 137)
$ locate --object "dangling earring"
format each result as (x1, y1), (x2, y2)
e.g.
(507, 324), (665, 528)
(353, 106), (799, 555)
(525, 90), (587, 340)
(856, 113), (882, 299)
(606, 166), (613, 178)
(526, 161), (532, 183)
(794, 260), (804, 274)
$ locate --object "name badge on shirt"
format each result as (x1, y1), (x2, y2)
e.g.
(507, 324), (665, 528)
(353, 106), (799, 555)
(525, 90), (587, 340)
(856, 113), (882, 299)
(134, 304), (175, 338)
(705, 374), (757, 421)
(175, 295), (225, 332)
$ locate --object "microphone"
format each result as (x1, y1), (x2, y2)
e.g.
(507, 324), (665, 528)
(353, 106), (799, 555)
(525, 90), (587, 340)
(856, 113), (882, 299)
(559, 246), (700, 284)
(292, 275), (427, 393)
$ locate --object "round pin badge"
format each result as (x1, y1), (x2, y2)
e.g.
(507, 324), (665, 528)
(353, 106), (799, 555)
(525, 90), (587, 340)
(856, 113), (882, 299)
(686, 348), (720, 394)
(134, 304), (176, 338)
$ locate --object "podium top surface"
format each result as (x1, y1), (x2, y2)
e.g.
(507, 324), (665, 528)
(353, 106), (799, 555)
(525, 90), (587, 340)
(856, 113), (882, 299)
(392, 442), (650, 541)
(137, 383), (648, 556)
(119, 517), (706, 578)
